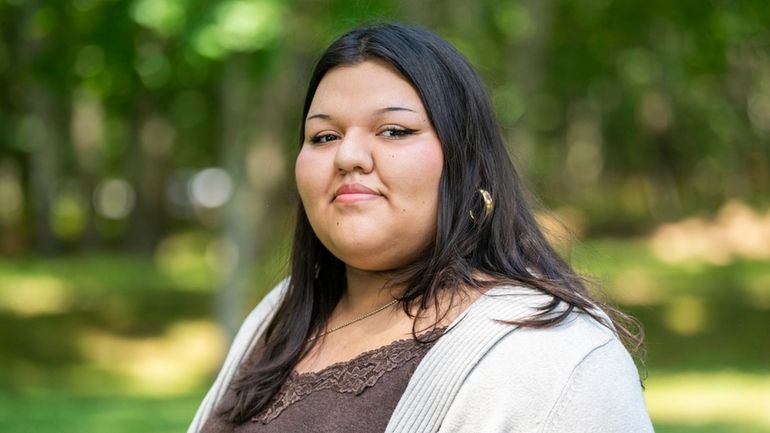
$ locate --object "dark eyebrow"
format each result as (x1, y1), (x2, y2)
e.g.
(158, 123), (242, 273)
(305, 113), (331, 122)
(374, 106), (418, 115)
(305, 106), (418, 122)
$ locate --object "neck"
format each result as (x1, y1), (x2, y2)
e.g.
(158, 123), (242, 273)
(341, 266), (399, 315)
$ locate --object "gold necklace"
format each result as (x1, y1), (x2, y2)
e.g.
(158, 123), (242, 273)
(310, 298), (399, 341)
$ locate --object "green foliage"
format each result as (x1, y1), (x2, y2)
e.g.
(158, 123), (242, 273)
(131, 0), (188, 37)
(191, 0), (285, 59)
(1, 0), (769, 252)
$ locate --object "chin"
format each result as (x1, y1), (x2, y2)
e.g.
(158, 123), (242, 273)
(344, 261), (407, 273)
(330, 249), (398, 271)
(328, 243), (427, 273)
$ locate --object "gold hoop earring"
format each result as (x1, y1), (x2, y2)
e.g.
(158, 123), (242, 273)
(469, 188), (494, 222)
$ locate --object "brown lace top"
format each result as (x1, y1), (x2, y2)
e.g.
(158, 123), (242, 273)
(200, 327), (445, 433)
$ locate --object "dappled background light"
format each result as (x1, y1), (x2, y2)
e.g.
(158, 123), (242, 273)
(189, 167), (234, 209)
(94, 179), (135, 220)
(0, 0), (768, 432)
(650, 200), (770, 265)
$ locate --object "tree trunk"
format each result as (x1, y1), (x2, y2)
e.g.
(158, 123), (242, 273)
(126, 93), (170, 253)
(216, 46), (297, 340)
(216, 54), (248, 338)
(18, 0), (61, 255)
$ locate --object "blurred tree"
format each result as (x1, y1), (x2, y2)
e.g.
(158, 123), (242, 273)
(0, 0), (768, 248)
(16, 1), (66, 254)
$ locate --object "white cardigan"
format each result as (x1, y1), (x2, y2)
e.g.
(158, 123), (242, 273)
(188, 280), (655, 433)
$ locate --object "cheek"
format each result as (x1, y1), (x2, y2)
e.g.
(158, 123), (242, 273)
(395, 141), (444, 193)
(412, 143), (443, 230)
(295, 149), (323, 206)
(421, 144), (444, 182)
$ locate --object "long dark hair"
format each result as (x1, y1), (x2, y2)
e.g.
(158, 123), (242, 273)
(221, 22), (643, 423)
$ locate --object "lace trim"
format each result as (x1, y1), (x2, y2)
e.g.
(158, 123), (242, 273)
(252, 327), (445, 424)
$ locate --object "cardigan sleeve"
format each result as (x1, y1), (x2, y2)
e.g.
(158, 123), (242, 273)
(435, 311), (653, 433)
(541, 337), (655, 433)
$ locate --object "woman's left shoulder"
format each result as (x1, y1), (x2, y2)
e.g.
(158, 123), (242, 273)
(480, 285), (623, 360)
(438, 287), (652, 432)
(495, 307), (629, 374)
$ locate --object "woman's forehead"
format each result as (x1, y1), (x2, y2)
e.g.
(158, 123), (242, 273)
(307, 60), (426, 118)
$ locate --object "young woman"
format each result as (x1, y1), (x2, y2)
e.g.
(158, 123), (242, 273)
(189, 22), (654, 433)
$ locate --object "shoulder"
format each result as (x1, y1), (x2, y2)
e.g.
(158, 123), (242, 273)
(470, 284), (619, 359)
(479, 306), (624, 391)
(187, 277), (290, 433)
(239, 277), (289, 332)
(468, 288), (624, 393)
(476, 285), (636, 395)
(443, 284), (630, 396)
(216, 276), (290, 372)
(439, 286), (652, 432)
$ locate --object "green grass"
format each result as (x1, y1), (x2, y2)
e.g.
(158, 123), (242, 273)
(654, 424), (770, 433)
(0, 236), (768, 432)
(571, 238), (770, 371)
(0, 390), (202, 433)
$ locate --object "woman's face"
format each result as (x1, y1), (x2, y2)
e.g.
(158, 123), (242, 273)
(296, 60), (444, 272)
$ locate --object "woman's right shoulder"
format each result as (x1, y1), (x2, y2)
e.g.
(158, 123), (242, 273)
(238, 277), (290, 335)
(186, 278), (291, 433)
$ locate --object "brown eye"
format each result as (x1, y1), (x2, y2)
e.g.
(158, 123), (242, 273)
(310, 133), (339, 144)
(380, 127), (416, 138)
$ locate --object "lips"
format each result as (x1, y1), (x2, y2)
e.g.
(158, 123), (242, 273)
(333, 183), (381, 204)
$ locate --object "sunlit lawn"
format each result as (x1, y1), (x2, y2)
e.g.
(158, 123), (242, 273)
(0, 390), (201, 433)
(0, 233), (768, 432)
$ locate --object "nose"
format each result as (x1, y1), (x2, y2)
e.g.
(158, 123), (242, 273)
(333, 131), (374, 174)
